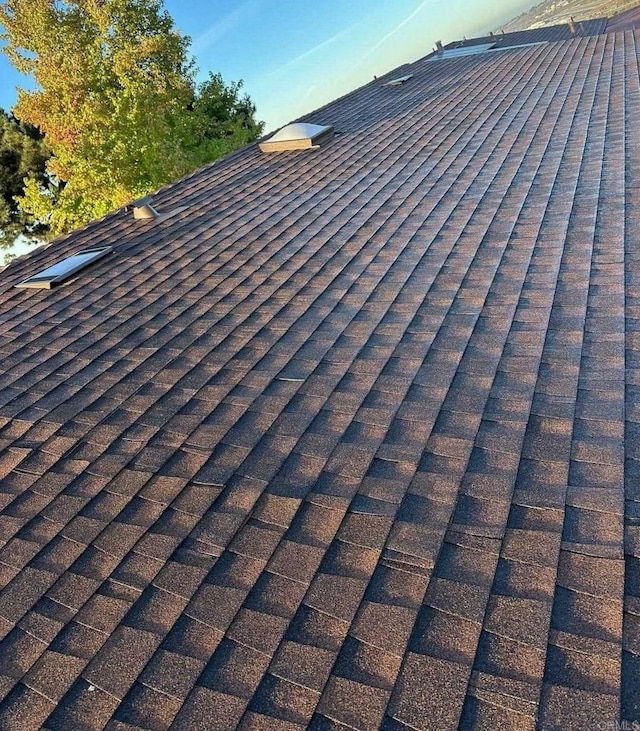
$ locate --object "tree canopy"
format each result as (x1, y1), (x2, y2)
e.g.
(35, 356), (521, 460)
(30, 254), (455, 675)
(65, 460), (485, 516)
(0, 0), (264, 238)
(0, 107), (49, 245)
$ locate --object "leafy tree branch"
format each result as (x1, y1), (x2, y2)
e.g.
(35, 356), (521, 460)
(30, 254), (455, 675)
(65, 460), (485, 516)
(0, 0), (264, 239)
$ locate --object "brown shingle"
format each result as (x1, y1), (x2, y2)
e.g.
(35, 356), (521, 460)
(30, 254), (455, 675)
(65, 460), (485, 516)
(45, 680), (120, 731)
(459, 696), (536, 731)
(316, 676), (389, 731)
(538, 683), (619, 731)
(270, 641), (336, 693)
(199, 638), (271, 699)
(249, 674), (320, 726)
(170, 687), (248, 731)
(83, 625), (160, 699)
(332, 636), (402, 691)
(114, 682), (183, 730)
(0, 683), (56, 731)
(388, 653), (469, 730)
(160, 615), (223, 661)
(240, 712), (307, 731)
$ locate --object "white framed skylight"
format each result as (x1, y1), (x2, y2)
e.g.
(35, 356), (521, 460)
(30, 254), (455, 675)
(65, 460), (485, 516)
(384, 74), (413, 86)
(259, 123), (334, 153)
(430, 43), (496, 60)
(15, 246), (113, 289)
(487, 41), (549, 53)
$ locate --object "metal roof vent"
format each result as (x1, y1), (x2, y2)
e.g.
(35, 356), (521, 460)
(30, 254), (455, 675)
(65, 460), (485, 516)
(132, 196), (160, 220)
(568, 16), (577, 34)
(259, 123), (334, 153)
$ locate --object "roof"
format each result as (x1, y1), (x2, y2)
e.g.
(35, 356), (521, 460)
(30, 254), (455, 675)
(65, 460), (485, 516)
(605, 5), (640, 32)
(441, 16), (608, 50)
(442, 10), (640, 53)
(0, 20), (638, 731)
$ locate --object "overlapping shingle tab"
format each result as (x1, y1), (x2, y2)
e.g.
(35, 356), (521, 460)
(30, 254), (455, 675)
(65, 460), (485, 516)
(0, 22), (638, 731)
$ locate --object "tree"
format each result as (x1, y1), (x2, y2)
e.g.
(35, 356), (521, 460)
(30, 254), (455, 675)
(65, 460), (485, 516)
(192, 73), (264, 159)
(0, 108), (49, 245)
(0, 0), (264, 237)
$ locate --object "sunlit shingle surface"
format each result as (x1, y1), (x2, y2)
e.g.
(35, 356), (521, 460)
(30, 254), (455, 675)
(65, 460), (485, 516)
(0, 19), (638, 731)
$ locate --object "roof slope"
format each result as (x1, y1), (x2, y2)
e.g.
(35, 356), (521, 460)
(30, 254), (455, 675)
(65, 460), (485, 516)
(606, 5), (640, 32)
(0, 27), (638, 731)
(442, 16), (608, 49)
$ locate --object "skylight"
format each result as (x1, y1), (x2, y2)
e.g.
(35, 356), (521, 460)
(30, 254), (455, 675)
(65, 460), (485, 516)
(384, 74), (413, 86)
(15, 247), (113, 289)
(259, 123), (334, 153)
(432, 43), (496, 60)
(488, 41), (548, 52)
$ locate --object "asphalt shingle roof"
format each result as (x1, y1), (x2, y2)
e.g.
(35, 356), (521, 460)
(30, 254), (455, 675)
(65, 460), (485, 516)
(0, 22), (638, 731)
(442, 16), (608, 49)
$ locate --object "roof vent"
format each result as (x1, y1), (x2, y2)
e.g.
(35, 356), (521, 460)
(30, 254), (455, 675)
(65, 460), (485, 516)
(435, 40), (443, 53)
(132, 196), (160, 220)
(568, 16), (577, 34)
(384, 74), (413, 87)
(259, 123), (334, 153)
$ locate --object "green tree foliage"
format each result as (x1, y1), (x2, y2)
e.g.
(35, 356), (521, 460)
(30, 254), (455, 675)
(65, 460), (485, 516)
(0, 108), (49, 245)
(0, 0), (264, 237)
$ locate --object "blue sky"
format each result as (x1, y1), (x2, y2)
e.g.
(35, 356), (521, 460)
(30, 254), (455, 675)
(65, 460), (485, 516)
(0, 0), (535, 133)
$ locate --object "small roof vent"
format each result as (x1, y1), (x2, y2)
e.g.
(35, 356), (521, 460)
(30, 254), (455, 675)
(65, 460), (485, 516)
(15, 246), (113, 289)
(384, 74), (413, 87)
(259, 123), (334, 153)
(132, 196), (160, 220)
